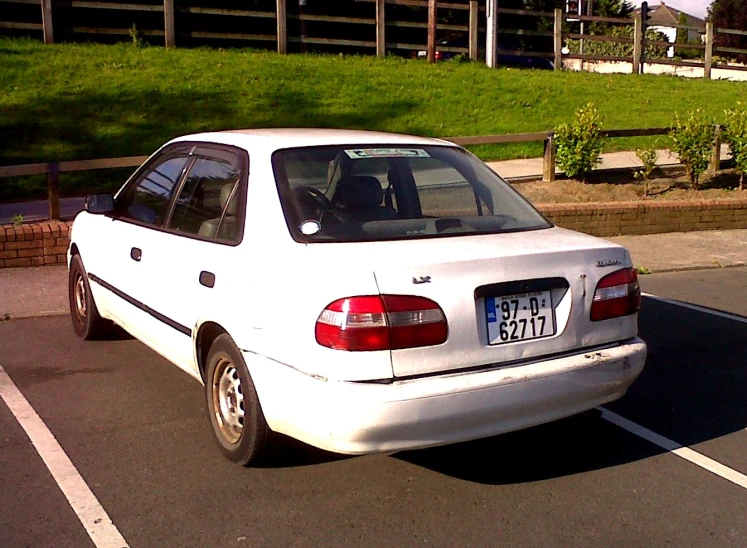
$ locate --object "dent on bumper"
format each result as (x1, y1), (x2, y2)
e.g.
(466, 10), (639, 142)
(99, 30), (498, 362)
(247, 337), (647, 455)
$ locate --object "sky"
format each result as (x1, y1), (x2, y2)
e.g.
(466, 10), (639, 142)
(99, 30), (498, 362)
(629, 0), (709, 19)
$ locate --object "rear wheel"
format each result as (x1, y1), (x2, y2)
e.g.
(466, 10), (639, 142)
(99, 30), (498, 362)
(205, 334), (270, 466)
(68, 254), (111, 340)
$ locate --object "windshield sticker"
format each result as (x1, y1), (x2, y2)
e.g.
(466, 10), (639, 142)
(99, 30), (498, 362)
(344, 148), (431, 160)
(299, 220), (322, 236)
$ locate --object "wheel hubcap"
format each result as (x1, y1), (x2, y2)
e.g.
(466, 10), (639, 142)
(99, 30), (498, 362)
(211, 358), (245, 444)
(74, 274), (87, 320)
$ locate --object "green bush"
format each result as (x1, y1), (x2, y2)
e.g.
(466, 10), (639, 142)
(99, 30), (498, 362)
(722, 102), (747, 191)
(566, 27), (670, 59)
(669, 110), (714, 189)
(634, 147), (658, 197)
(555, 103), (605, 182)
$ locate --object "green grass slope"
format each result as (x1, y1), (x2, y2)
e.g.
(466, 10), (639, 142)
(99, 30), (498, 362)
(0, 37), (745, 199)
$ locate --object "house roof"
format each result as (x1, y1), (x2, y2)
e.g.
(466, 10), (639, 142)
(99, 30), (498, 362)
(635, 2), (705, 31)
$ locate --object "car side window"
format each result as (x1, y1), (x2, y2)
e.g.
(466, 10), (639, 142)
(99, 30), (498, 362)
(167, 148), (243, 242)
(118, 152), (190, 226)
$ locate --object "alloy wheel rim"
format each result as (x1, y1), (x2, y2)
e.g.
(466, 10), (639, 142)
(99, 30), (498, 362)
(211, 357), (245, 444)
(74, 273), (87, 320)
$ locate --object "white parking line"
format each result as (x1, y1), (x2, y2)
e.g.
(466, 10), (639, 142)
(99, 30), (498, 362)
(0, 364), (129, 548)
(600, 408), (747, 490)
(642, 292), (747, 324)
(601, 292), (747, 490)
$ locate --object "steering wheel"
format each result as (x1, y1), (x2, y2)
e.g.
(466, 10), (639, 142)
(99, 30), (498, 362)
(294, 186), (331, 217)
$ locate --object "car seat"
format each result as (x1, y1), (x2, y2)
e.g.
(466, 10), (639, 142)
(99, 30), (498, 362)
(198, 182), (239, 240)
(333, 175), (398, 222)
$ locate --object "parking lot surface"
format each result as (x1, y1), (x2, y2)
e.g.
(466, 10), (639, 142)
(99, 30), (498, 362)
(1, 268), (745, 547)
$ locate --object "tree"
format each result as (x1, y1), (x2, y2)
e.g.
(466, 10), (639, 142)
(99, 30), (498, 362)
(675, 11), (701, 59)
(592, 0), (634, 17)
(676, 12), (688, 45)
(710, 0), (747, 63)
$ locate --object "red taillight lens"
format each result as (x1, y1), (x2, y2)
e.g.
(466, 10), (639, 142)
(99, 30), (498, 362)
(315, 295), (448, 351)
(590, 267), (641, 321)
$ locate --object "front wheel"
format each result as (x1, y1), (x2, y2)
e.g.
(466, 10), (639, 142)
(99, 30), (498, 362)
(68, 254), (111, 340)
(205, 334), (270, 466)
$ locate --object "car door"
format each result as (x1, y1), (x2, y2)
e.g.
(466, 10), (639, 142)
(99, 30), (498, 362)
(132, 144), (248, 376)
(95, 145), (193, 340)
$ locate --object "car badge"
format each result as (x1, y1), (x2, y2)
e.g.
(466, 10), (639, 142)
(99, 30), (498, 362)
(595, 258), (622, 267)
(412, 276), (431, 285)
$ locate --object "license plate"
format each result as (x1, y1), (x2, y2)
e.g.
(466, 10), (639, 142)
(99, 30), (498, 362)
(486, 290), (555, 345)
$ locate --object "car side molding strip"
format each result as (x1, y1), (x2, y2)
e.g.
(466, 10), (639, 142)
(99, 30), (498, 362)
(88, 273), (192, 337)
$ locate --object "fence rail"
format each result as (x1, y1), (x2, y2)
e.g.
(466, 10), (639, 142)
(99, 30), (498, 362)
(1, 126), (726, 221)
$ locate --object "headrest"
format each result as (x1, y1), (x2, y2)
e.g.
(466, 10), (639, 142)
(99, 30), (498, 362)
(335, 176), (384, 209)
(220, 182), (238, 216)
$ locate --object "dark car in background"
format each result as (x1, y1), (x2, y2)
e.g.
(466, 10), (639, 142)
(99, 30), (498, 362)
(416, 33), (554, 69)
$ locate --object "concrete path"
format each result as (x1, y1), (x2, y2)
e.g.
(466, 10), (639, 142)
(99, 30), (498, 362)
(486, 146), (729, 181)
(1, 230), (744, 321)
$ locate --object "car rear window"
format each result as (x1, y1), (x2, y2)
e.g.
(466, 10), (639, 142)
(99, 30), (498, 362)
(272, 145), (551, 243)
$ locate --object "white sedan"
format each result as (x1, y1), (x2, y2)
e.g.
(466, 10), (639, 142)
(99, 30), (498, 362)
(68, 129), (646, 466)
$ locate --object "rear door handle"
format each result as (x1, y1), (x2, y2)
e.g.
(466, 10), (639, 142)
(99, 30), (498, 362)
(130, 247), (142, 262)
(200, 271), (215, 288)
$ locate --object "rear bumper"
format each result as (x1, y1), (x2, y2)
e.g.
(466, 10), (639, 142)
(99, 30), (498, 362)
(247, 337), (646, 455)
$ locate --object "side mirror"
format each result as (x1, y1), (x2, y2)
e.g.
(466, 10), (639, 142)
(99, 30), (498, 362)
(85, 193), (115, 215)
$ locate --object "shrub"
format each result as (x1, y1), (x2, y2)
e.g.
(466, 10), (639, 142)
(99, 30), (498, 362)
(554, 103), (605, 182)
(566, 27), (670, 60)
(634, 147), (658, 197)
(669, 110), (714, 190)
(722, 102), (747, 191)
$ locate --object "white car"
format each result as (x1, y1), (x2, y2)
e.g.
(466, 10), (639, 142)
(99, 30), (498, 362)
(68, 129), (646, 466)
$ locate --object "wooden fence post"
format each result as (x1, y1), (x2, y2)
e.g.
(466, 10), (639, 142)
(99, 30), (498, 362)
(632, 14), (642, 75)
(553, 9), (562, 72)
(427, 0), (437, 63)
(704, 20), (713, 80)
(376, 0), (385, 58)
(164, 0), (175, 48)
(47, 163), (60, 220)
(277, 0), (287, 54)
(543, 133), (556, 183)
(709, 124), (721, 174)
(469, 1), (478, 61)
(41, 0), (53, 44)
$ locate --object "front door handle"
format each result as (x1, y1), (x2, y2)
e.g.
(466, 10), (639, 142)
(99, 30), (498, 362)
(200, 271), (215, 288)
(130, 247), (142, 262)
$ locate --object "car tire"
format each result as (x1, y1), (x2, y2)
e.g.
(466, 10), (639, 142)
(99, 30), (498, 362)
(205, 333), (270, 466)
(68, 254), (111, 340)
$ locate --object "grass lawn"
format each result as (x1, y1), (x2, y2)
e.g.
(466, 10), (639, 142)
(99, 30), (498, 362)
(1, 37), (745, 201)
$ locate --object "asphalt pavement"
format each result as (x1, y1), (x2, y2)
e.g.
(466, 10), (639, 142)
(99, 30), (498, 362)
(1, 268), (745, 547)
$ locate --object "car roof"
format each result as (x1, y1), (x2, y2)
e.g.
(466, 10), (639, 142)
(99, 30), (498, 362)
(168, 128), (457, 152)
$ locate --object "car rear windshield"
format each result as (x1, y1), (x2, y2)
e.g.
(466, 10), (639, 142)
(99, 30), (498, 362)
(272, 144), (551, 243)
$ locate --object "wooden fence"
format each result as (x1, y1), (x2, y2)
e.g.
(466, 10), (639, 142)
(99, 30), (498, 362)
(0, 126), (727, 220)
(0, 0), (487, 60)
(560, 12), (747, 77)
(3, 1), (746, 76)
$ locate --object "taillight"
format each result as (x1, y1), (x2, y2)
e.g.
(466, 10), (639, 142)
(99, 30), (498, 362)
(316, 295), (448, 351)
(590, 267), (641, 321)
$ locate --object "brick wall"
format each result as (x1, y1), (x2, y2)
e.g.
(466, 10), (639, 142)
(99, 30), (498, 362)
(0, 220), (72, 268)
(0, 199), (745, 269)
(538, 199), (747, 238)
